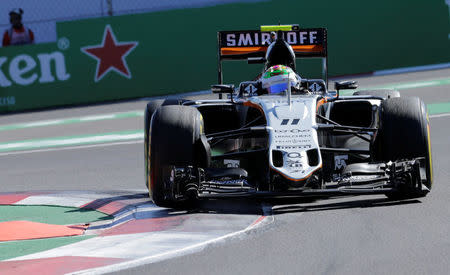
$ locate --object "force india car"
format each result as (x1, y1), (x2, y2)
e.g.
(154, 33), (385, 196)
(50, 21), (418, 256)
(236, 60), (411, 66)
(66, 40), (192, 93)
(144, 25), (433, 208)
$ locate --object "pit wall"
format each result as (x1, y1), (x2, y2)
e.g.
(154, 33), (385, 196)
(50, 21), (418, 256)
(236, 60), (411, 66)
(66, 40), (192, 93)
(1, 0), (449, 112)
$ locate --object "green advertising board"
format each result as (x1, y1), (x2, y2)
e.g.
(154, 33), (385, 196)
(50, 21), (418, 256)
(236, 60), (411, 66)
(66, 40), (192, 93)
(1, 0), (449, 113)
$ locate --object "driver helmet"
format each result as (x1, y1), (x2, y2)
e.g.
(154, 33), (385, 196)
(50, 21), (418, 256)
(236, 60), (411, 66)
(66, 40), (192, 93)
(261, 65), (300, 94)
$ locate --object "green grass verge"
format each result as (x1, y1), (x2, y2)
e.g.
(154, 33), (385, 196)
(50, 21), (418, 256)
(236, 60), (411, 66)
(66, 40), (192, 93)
(0, 205), (112, 225)
(0, 235), (94, 261)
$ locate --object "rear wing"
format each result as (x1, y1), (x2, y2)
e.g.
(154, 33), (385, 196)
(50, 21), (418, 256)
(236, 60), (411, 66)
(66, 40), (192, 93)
(217, 26), (328, 84)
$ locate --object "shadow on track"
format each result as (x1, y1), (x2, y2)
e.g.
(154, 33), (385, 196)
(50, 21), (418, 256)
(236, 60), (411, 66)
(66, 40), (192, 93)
(271, 197), (421, 215)
(62, 191), (422, 219)
(66, 193), (266, 219)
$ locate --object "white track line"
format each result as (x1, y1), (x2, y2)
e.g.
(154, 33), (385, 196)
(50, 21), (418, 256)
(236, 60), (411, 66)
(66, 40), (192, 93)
(373, 62), (450, 76)
(430, 113), (450, 118)
(71, 205), (274, 275)
(0, 140), (142, 157)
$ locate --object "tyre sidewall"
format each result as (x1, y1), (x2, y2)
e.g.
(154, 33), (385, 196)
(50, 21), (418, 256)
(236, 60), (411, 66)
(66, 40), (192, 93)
(144, 99), (165, 190)
(148, 105), (204, 206)
(373, 97), (433, 196)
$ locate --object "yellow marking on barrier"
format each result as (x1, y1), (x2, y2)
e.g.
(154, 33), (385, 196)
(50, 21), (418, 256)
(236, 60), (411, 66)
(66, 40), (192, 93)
(427, 122), (433, 185)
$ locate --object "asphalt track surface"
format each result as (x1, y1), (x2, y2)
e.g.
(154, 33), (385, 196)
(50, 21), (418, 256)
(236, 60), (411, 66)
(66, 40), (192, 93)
(1, 68), (449, 274)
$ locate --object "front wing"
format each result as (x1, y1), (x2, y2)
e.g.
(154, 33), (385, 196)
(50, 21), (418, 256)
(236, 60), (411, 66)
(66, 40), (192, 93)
(168, 158), (430, 200)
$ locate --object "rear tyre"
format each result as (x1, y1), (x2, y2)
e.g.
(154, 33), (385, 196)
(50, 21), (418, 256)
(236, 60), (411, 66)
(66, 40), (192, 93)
(148, 105), (207, 207)
(372, 97), (432, 199)
(353, 89), (400, 99)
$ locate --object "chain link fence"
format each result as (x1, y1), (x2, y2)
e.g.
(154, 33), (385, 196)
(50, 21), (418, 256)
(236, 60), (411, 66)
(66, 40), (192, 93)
(0, 0), (264, 46)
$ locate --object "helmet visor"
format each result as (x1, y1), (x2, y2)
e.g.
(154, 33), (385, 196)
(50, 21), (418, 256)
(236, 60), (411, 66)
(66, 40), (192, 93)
(267, 82), (288, 94)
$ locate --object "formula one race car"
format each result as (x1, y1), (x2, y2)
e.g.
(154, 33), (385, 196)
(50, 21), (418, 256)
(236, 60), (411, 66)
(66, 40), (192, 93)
(144, 25), (433, 207)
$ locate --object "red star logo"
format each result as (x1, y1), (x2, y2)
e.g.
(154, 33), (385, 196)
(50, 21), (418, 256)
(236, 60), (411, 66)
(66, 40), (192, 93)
(81, 25), (138, 82)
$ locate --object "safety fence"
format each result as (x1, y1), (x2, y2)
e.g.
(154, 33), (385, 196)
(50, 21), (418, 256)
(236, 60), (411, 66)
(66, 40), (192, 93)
(0, 0), (263, 45)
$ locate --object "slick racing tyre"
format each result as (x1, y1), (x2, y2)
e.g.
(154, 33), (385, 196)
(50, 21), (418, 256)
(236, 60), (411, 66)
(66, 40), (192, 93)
(372, 97), (433, 199)
(148, 105), (209, 207)
(353, 89), (400, 99)
(144, 98), (187, 189)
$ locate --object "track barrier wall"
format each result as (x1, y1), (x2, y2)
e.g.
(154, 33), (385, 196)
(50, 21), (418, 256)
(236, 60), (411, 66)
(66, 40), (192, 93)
(0, 0), (449, 112)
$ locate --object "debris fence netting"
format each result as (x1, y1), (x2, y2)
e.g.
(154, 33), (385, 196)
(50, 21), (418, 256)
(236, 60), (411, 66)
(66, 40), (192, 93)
(0, 0), (256, 45)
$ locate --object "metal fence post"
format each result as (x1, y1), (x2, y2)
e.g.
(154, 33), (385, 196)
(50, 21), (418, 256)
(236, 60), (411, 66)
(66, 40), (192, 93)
(107, 0), (113, 16)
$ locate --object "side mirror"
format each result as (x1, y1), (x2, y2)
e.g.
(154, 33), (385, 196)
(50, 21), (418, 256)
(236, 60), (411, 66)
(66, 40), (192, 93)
(247, 57), (266, 64)
(211, 84), (234, 94)
(239, 81), (262, 96)
(334, 81), (358, 91)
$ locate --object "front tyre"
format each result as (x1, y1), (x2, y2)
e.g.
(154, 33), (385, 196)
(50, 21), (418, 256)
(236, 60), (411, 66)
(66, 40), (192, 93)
(372, 97), (433, 199)
(148, 105), (206, 207)
(144, 100), (165, 189)
(144, 98), (188, 189)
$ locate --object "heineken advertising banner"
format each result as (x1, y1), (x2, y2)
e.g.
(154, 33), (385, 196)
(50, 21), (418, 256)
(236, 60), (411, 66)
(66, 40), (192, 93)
(1, 0), (449, 112)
